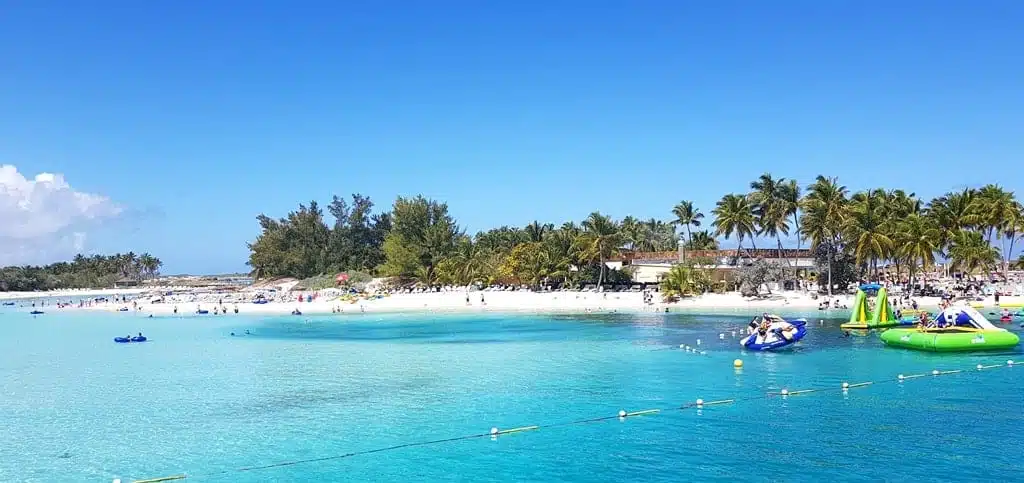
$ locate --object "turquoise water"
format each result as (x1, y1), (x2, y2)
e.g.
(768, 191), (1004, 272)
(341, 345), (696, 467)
(2, 306), (1022, 482)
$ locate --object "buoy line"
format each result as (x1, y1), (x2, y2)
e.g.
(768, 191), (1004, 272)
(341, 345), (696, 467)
(126, 359), (1018, 483)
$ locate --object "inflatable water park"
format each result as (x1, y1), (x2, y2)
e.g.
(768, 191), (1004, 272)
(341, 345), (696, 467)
(841, 286), (908, 330)
(880, 306), (1020, 352)
(740, 314), (807, 351)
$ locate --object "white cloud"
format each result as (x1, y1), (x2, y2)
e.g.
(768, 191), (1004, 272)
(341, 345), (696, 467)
(0, 164), (123, 266)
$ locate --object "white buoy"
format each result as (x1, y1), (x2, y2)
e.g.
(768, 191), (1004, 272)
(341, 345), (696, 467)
(679, 344), (685, 349)
(696, 339), (701, 345)
(898, 374), (905, 381)
(618, 410), (627, 418)
(490, 427), (498, 435)
(731, 331), (736, 337)
(842, 382), (849, 390)
(696, 398), (704, 407)
(113, 480), (121, 483)
(1009, 360), (1015, 366)
(977, 364), (983, 370)
(719, 333), (725, 339)
(780, 389), (789, 396)
(932, 369), (940, 376)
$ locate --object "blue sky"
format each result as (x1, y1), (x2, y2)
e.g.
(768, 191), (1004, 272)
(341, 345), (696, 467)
(2, 1), (1023, 273)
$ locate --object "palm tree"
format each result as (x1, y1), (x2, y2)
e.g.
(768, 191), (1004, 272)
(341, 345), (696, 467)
(619, 216), (640, 250)
(712, 194), (757, 263)
(895, 214), (939, 297)
(976, 184), (1015, 244)
(925, 189), (980, 253)
(524, 221), (552, 243)
(800, 176), (848, 296)
(881, 190), (919, 280)
(778, 180), (802, 250)
(448, 237), (490, 285)
(686, 230), (719, 250)
(671, 200), (704, 247)
(749, 173), (792, 271)
(845, 189), (892, 279)
(649, 218), (678, 251)
(948, 231), (1000, 278)
(1000, 202), (1024, 276)
(577, 212), (625, 287)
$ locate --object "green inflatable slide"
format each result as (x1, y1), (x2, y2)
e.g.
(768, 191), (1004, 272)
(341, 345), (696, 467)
(841, 287), (898, 329)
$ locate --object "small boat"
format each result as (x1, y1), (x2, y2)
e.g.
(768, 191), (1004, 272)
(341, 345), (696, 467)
(113, 336), (148, 343)
(740, 315), (808, 351)
(118, 307), (129, 312)
(196, 310), (209, 315)
(291, 309), (303, 316)
(2, 302), (15, 306)
(880, 306), (1020, 352)
(30, 310), (44, 315)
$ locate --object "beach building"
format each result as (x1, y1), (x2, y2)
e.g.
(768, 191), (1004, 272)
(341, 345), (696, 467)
(607, 245), (816, 286)
(113, 277), (140, 288)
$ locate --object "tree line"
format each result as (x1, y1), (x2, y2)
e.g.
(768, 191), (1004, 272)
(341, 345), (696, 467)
(0, 252), (163, 292)
(247, 175), (1024, 294)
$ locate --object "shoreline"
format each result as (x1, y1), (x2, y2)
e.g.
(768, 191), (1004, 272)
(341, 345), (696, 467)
(0, 288), (149, 301)
(25, 290), (988, 318)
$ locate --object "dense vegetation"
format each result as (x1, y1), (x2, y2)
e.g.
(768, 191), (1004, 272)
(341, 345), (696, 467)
(247, 175), (1024, 294)
(0, 253), (163, 292)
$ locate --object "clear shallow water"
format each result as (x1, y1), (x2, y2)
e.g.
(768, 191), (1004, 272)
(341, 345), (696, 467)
(2, 306), (1022, 482)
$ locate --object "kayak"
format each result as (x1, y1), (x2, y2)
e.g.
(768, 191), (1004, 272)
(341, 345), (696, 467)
(114, 336), (147, 343)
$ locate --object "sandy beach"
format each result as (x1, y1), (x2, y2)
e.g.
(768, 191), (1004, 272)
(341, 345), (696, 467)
(40, 289), (1010, 318)
(0, 288), (149, 301)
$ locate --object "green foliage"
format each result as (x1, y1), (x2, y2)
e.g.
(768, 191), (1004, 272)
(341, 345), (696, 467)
(812, 242), (857, 292)
(736, 258), (785, 296)
(659, 264), (710, 302)
(380, 196), (461, 283)
(0, 252), (163, 291)
(246, 177), (1024, 293)
(712, 193), (757, 254)
(248, 195), (390, 279)
(684, 230), (719, 250)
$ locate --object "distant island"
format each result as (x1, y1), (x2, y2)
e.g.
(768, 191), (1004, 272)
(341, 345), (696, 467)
(0, 253), (162, 292)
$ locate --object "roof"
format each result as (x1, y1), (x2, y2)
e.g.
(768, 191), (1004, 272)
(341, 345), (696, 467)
(611, 248), (815, 263)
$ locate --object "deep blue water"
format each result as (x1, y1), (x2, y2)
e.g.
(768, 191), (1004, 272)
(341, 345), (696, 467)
(2, 305), (1022, 482)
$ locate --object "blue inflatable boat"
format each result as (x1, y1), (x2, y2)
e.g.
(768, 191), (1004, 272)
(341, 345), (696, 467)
(114, 336), (147, 343)
(740, 316), (807, 351)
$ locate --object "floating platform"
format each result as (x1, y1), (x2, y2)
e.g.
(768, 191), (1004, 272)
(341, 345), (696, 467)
(880, 306), (1020, 352)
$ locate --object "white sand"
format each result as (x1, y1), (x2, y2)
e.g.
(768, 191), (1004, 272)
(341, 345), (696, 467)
(53, 289), (986, 317)
(0, 288), (148, 301)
